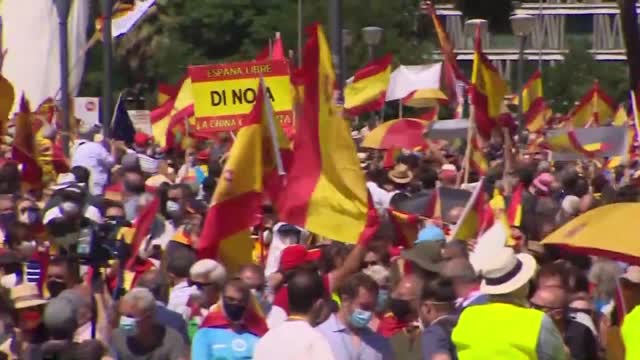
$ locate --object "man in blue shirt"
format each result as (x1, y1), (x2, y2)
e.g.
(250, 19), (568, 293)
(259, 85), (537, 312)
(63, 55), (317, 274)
(316, 273), (394, 360)
(192, 278), (264, 359)
(419, 277), (458, 360)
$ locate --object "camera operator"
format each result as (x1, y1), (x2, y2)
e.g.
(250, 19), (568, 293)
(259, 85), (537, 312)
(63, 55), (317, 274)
(42, 184), (102, 255)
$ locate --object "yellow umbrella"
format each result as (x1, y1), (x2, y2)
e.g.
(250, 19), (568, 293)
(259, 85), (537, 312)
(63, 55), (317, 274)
(403, 88), (447, 108)
(541, 203), (640, 262)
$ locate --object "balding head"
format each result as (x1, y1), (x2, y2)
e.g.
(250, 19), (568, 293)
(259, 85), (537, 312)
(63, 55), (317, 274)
(441, 258), (478, 283)
(137, 269), (169, 303)
(530, 286), (567, 324)
(446, 206), (465, 225)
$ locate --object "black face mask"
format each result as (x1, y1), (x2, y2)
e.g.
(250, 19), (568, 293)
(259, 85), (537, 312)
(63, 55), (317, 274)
(105, 216), (128, 226)
(223, 302), (247, 322)
(46, 279), (67, 298)
(389, 298), (413, 321)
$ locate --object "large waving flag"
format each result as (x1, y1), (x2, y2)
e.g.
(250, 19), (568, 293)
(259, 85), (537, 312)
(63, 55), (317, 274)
(450, 179), (490, 241)
(256, 33), (286, 61)
(469, 135), (488, 176)
(12, 96), (43, 188)
(198, 85), (283, 271)
(566, 81), (616, 127)
(470, 26), (509, 140)
(344, 54), (392, 116)
(278, 24), (378, 244)
(515, 70), (550, 133)
(95, 0), (156, 39)
(426, 2), (466, 115)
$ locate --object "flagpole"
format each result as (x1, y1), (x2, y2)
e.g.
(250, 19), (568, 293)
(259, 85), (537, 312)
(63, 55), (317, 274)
(261, 78), (286, 176)
(398, 101), (403, 118)
(460, 105), (474, 187)
(630, 90), (640, 144)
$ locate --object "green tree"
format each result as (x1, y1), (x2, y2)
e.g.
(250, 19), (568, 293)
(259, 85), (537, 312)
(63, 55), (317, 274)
(543, 42), (627, 114)
(80, 0), (434, 106)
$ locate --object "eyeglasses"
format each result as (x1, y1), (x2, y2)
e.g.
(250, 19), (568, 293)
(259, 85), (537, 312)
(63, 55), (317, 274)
(530, 301), (563, 313)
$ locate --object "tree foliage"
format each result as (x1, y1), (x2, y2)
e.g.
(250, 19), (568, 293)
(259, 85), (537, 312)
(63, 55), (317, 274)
(79, 0), (433, 106)
(543, 42), (628, 114)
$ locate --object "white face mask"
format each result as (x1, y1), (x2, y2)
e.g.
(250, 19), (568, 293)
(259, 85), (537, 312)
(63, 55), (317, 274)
(166, 201), (181, 215)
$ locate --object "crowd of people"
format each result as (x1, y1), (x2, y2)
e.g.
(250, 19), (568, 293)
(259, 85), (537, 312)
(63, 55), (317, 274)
(0, 117), (638, 360)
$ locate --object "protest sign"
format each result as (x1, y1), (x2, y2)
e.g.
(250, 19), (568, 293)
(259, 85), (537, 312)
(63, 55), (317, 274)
(128, 110), (153, 135)
(188, 59), (293, 136)
(73, 97), (100, 129)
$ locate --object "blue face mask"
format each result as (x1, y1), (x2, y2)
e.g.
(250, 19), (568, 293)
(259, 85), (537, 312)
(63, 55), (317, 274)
(376, 289), (389, 312)
(350, 308), (373, 328)
(119, 315), (138, 336)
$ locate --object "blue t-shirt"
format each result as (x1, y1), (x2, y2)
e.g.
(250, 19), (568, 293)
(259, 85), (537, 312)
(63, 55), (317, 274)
(191, 327), (259, 360)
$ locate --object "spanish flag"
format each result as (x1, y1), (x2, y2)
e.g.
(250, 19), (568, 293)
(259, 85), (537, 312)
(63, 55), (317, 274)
(12, 96), (43, 189)
(470, 26), (509, 139)
(513, 70), (549, 133)
(450, 179), (490, 241)
(544, 129), (597, 158)
(344, 54), (393, 116)
(157, 82), (180, 106)
(427, 2), (466, 115)
(605, 126), (635, 169)
(469, 135), (488, 176)
(612, 105), (629, 127)
(387, 209), (419, 247)
(197, 86), (278, 272)
(278, 24), (378, 245)
(507, 183), (523, 227)
(566, 81), (616, 127)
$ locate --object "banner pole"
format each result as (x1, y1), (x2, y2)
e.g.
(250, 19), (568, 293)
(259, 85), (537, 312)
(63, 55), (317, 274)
(459, 105), (474, 186)
(261, 78), (286, 176)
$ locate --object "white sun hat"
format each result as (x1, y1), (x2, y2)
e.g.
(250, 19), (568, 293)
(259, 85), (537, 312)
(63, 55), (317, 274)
(480, 247), (538, 295)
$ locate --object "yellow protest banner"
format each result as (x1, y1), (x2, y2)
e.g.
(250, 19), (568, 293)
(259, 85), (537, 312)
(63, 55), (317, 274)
(189, 59), (293, 136)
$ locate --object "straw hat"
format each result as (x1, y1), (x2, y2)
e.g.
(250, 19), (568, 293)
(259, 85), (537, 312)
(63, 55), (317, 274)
(388, 164), (414, 184)
(479, 247), (537, 295)
(11, 283), (47, 310)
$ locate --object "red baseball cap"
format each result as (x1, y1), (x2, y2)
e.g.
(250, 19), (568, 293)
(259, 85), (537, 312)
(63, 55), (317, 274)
(278, 245), (321, 272)
(134, 132), (152, 147)
(196, 149), (210, 161)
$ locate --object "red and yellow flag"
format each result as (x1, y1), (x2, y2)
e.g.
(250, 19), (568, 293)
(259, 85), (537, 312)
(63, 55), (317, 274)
(387, 209), (419, 248)
(0, 74), (15, 142)
(544, 130), (598, 158)
(514, 70), (550, 133)
(470, 135), (488, 176)
(197, 86), (283, 272)
(427, 2), (466, 115)
(450, 179), (490, 241)
(470, 26), (509, 140)
(344, 54), (392, 116)
(278, 24), (378, 244)
(12, 96), (43, 189)
(566, 81), (616, 127)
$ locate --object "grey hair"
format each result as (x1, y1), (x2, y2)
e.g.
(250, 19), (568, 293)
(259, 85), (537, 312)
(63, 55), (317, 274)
(44, 295), (78, 339)
(122, 287), (156, 313)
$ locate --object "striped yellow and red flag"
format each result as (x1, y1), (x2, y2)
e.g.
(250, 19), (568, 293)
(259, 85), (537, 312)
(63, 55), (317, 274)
(157, 82), (180, 106)
(612, 105), (629, 127)
(94, 2), (135, 35)
(469, 134), (488, 176)
(566, 81), (616, 127)
(197, 86), (285, 272)
(12, 96), (43, 189)
(506, 183), (523, 227)
(513, 70), (550, 133)
(470, 26), (509, 140)
(426, 2), (466, 115)
(450, 179), (490, 241)
(344, 54), (392, 116)
(387, 209), (419, 248)
(604, 125), (636, 169)
(544, 129), (598, 158)
(278, 24), (378, 244)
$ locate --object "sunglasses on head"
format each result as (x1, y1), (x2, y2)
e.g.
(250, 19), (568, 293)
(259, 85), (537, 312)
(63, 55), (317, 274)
(189, 280), (215, 290)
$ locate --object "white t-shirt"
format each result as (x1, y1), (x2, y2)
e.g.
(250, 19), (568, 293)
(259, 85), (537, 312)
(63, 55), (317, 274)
(254, 319), (335, 360)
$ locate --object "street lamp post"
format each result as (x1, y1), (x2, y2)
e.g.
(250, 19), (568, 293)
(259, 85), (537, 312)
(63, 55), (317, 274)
(329, 0), (344, 104)
(361, 26), (383, 61)
(101, 0), (114, 139)
(54, 0), (71, 156)
(341, 29), (352, 97)
(510, 14), (536, 145)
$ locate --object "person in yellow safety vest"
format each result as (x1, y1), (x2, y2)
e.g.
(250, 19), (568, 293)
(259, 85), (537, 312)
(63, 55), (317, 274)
(622, 304), (640, 359)
(452, 247), (568, 360)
